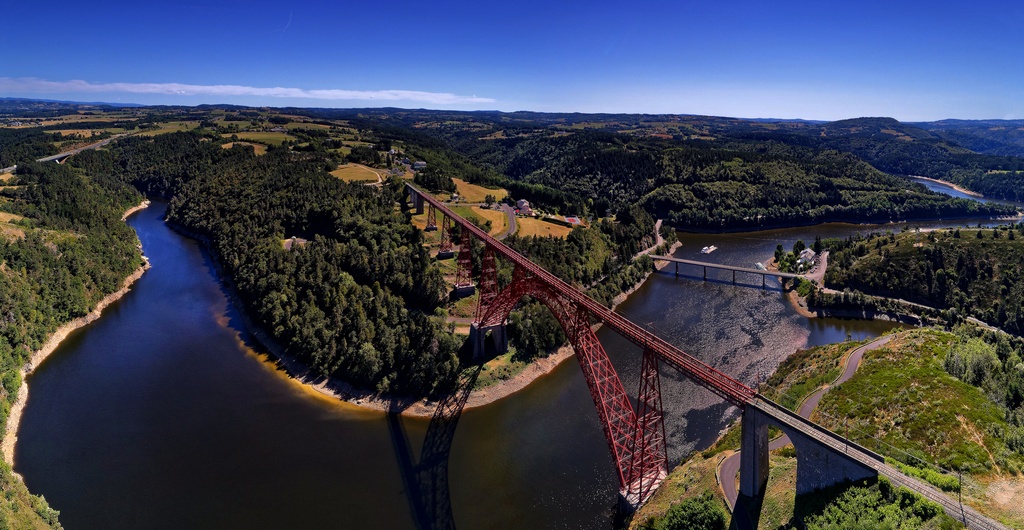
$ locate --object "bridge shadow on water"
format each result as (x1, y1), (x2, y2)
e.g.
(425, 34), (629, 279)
(387, 364), (483, 530)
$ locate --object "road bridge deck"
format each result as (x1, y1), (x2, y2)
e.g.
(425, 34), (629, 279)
(751, 398), (1007, 529)
(651, 255), (804, 280)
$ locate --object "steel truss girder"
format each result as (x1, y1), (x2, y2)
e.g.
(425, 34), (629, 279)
(474, 264), (664, 506)
(627, 347), (669, 505)
(475, 245), (498, 321)
(454, 228), (473, 288)
(439, 215), (453, 254)
(426, 204), (438, 231)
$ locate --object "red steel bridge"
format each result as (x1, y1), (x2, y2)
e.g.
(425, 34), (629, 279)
(406, 185), (1011, 529)
(407, 184), (755, 508)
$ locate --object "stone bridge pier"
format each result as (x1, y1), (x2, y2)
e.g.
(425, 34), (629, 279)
(410, 189), (425, 214)
(468, 323), (508, 362)
(740, 400), (880, 500)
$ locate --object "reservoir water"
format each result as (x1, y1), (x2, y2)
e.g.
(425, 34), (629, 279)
(15, 200), (997, 529)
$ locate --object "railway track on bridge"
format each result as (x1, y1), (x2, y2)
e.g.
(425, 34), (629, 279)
(406, 184), (1010, 527)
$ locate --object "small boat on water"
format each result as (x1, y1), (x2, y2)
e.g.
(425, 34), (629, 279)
(701, 245), (718, 254)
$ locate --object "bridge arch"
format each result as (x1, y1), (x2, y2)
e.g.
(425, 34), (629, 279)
(470, 263), (666, 504)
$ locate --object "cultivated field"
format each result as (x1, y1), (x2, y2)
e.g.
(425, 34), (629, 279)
(217, 120), (251, 128)
(221, 142), (268, 155)
(285, 122), (332, 130)
(140, 121), (202, 136)
(330, 164), (383, 183)
(51, 128), (124, 137)
(468, 206), (508, 237)
(453, 178), (507, 203)
(515, 217), (573, 238)
(221, 131), (295, 145)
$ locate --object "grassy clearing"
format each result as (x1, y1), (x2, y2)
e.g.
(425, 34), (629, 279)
(516, 217), (573, 238)
(469, 207), (508, 236)
(221, 131), (295, 146)
(453, 178), (506, 203)
(816, 330), (1018, 473)
(330, 164), (383, 183)
(473, 348), (530, 390)
(760, 340), (864, 410)
(449, 206), (507, 237)
(217, 120), (251, 128)
(631, 453), (731, 528)
(802, 329), (1024, 527)
(285, 122), (332, 130)
(140, 121), (201, 136)
(0, 222), (25, 240)
(220, 142), (268, 155)
(0, 212), (25, 223)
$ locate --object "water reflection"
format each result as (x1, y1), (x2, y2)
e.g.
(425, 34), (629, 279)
(389, 366), (481, 530)
(16, 200), (1001, 530)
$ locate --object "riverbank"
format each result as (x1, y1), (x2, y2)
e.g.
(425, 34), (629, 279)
(226, 238), (685, 418)
(769, 252), (934, 326)
(2, 200), (151, 468)
(910, 175), (985, 198)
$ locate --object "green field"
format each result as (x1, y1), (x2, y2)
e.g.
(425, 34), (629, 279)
(220, 131), (295, 146)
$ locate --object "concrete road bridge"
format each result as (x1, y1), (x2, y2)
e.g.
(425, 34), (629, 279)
(651, 255), (804, 289)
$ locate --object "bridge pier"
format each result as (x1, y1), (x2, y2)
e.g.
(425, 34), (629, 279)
(739, 405), (770, 499)
(740, 402), (879, 510)
(468, 323), (507, 361)
(410, 190), (425, 214)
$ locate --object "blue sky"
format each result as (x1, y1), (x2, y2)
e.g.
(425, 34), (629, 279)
(2, 0), (1023, 121)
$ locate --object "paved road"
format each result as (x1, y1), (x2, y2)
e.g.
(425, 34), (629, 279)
(718, 334), (894, 510)
(36, 133), (129, 163)
(635, 219), (665, 258)
(496, 204), (516, 240)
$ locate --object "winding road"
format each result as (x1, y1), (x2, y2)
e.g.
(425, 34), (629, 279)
(717, 334), (895, 509)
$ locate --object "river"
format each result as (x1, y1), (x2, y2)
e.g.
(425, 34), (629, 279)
(13, 199), (1003, 529)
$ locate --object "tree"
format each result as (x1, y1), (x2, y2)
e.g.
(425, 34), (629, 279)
(657, 492), (727, 530)
(484, 194), (496, 207)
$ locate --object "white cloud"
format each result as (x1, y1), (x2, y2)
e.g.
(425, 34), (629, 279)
(0, 77), (495, 105)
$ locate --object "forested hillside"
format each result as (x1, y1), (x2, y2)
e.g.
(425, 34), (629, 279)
(764, 117), (1024, 202)
(0, 156), (146, 529)
(0, 128), (58, 167)
(320, 113), (1015, 229)
(100, 133), (461, 396)
(824, 226), (1024, 335)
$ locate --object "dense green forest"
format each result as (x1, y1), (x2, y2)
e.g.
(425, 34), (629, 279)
(797, 118), (1024, 202)
(0, 157), (145, 529)
(319, 112), (1015, 229)
(0, 128), (59, 167)
(97, 133), (461, 396)
(823, 226), (1024, 334)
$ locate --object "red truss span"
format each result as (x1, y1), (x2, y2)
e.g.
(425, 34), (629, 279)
(407, 185), (755, 508)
